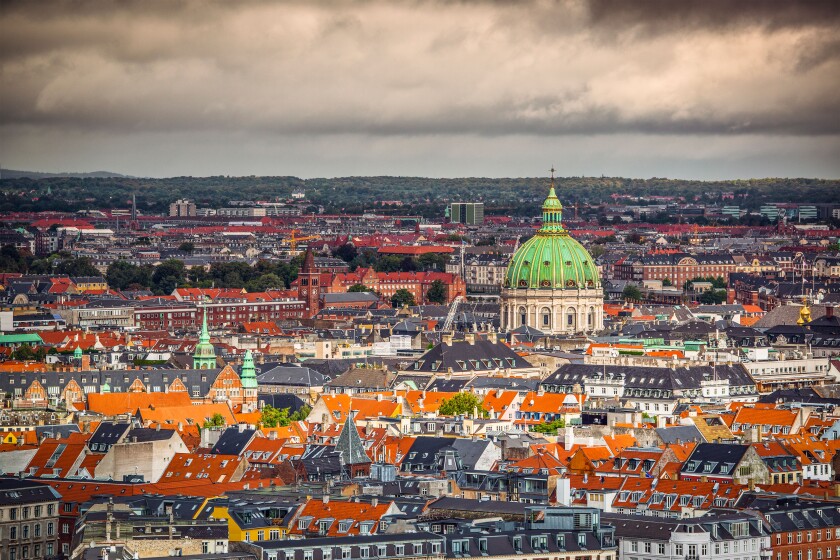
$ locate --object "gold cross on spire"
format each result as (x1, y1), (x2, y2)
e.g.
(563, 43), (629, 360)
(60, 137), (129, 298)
(550, 166), (555, 180)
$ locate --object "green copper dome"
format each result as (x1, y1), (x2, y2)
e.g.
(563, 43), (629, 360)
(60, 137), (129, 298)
(504, 180), (600, 290)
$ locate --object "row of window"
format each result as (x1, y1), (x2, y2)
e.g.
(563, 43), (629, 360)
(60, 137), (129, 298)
(0, 505), (55, 520)
(3, 522), (56, 539)
(776, 528), (840, 545)
(266, 542), (434, 560)
(7, 542), (54, 560)
(777, 547), (840, 560)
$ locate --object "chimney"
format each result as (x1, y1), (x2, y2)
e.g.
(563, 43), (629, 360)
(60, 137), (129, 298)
(564, 426), (574, 452)
(465, 333), (475, 345)
(323, 495), (330, 504)
(442, 334), (453, 346)
(488, 332), (497, 344)
(371, 497), (378, 508)
(828, 307), (835, 319)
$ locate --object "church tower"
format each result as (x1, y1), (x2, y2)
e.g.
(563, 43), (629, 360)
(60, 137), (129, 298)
(193, 309), (217, 369)
(298, 248), (321, 319)
(239, 349), (259, 412)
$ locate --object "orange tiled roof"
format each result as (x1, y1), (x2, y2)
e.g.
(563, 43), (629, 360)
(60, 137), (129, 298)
(87, 392), (192, 416)
(603, 434), (637, 455)
(290, 499), (394, 537)
(25, 432), (90, 477)
(161, 452), (245, 483)
(138, 403), (237, 428)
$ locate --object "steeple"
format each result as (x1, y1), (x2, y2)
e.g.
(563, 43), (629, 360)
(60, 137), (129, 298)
(335, 410), (372, 474)
(539, 167), (565, 235)
(239, 350), (258, 389)
(192, 308), (217, 369)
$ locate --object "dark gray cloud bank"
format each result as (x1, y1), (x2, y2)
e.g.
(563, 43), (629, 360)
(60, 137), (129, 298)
(1, 0), (838, 179)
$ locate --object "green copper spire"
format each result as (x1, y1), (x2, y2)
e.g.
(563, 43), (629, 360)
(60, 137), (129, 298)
(193, 308), (217, 370)
(240, 349), (258, 389)
(539, 167), (565, 234)
(73, 346), (83, 360)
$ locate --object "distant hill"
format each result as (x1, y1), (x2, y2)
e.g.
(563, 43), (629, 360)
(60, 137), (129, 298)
(0, 168), (132, 179)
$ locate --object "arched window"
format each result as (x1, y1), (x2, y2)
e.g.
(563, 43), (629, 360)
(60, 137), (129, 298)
(588, 306), (595, 327)
(541, 307), (551, 328)
(566, 307), (577, 329)
(518, 306), (527, 326)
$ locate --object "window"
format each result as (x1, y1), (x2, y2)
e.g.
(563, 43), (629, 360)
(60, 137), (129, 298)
(47, 523), (54, 536)
(202, 542), (209, 554)
(342, 547), (351, 559)
(304, 551), (314, 560)
(395, 545), (404, 556)
(414, 544), (422, 554)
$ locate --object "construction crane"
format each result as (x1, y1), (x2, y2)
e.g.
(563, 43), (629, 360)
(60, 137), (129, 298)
(288, 229), (320, 254)
(441, 296), (464, 333)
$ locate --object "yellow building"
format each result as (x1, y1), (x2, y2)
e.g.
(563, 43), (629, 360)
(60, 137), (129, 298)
(208, 499), (295, 542)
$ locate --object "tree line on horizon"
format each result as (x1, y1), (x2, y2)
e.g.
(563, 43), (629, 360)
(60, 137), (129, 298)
(1, 175), (837, 218)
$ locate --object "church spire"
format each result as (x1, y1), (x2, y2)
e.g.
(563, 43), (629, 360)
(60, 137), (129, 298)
(193, 308), (217, 369)
(239, 349), (258, 388)
(539, 166), (565, 234)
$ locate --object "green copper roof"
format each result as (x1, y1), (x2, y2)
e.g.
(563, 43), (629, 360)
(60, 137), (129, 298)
(504, 180), (600, 290)
(193, 309), (217, 369)
(240, 349), (258, 389)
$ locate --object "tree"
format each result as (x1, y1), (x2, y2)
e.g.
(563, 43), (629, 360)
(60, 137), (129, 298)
(626, 232), (644, 244)
(391, 289), (416, 308)
(260, 405), (291, 428)
(56, 256), (100, 277)
(699, 289), (727, 305)
(107, 259), (152, 290)
(426, 280), (447, 304)
(290, 405), (311, 421)
(11, 345), (45, 361)
(662, 278), (673, 287)
(151, 259), (186, 295)
(332, 243), (357, 263)
(438, 392), (488, 417)
(348, 284), (372, 292)
(245, 273), (284, 292)
(531, 418), (565, 434)
(203, 412), (226, 428)
(178, 241), (195, 254)
(622, 284), (643, 302)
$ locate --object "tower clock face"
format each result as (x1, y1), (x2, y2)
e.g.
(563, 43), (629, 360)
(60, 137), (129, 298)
(312, 288), (318, 295)
(301, 288), (308, 296)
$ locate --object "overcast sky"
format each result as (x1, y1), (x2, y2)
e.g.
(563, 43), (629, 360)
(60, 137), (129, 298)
(1, 0), (839, 179)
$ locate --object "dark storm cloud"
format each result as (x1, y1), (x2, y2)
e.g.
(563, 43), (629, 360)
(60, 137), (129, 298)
(0, 0), (838, 177)
(587, 0), (840, 33)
